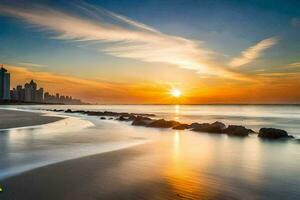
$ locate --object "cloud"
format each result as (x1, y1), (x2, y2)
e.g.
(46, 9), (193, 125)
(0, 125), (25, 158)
(0, 3), (245, 80)
(229, 37), (278, 67)
(17, 62), (45, 67)
(287, 62), (300, 68)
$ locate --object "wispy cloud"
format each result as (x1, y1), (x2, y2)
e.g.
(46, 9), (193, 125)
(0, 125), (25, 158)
(229, 37), (278, 67)
(287, 62), (300, 68)
(0, 3), (245, 80)
(17, 62), (45, 68)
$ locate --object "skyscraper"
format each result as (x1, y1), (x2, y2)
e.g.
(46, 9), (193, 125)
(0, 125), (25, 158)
(0, 66), (10, 100)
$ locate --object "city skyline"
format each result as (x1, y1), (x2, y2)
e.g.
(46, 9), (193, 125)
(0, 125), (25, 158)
(0, 1), (300, 104)
(0, 66), (84, 104)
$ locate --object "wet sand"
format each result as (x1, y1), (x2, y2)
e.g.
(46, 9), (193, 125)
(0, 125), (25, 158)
(0, 139), (243, 200)
(1, 132), (300, 200)
(0, 109), (63, 129)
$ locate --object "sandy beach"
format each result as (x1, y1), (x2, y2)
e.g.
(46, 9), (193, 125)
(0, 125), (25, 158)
(0, 109), (63, 129)
(1, 105), (300, 200)
(0, 141), (238, 200)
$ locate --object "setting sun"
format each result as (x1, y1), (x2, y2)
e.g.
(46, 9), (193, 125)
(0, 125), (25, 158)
(170, 88), (182, 98)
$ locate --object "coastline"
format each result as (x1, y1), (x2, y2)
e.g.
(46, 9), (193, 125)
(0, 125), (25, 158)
(0, 141), (240, 200)
(2, 135), (299, 200)
(0, 143), (154, 200)
(0, 109), (63, 130)
(0, 106), (300, 199)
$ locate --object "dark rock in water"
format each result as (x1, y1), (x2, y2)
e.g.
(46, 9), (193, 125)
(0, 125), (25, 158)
(258, 128), (289, 139)
(117, 115), (128, 121)
(191, 121), (226, 133)
(132, 116), (154, 126)
(224, 125), (251, 137)
(65, 109), (73, 113)
(147, 119), (180, 128)
(117, 114), (136, 121)
(211, 121), (226, 129)
(190, 123), (210, 130)
(75, 110), (86, 114)
(172, 123), (190, 130)
(53, 109), (64, 112)
(247, 129), (255, 134)
(100, 117), (106, 120)
(108, 117), (114, 120)
(127, 114), (137, 121)
(85, 111), (104, 116)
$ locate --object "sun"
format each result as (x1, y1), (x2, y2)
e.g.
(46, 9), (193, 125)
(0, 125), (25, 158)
(170, 88), (182, 98)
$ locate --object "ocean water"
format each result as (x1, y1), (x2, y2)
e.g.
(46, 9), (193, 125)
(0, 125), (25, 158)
(12, 104), (300, 135)
(0, 105), (300, 199)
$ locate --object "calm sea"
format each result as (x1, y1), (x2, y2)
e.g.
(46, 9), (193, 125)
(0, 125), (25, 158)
(0, 105), (299, 199)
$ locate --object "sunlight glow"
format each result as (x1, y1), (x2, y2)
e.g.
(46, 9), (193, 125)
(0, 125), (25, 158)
(170, 88), (182, 98)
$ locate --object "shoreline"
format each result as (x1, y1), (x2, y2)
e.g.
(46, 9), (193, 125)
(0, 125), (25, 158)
(0, 107), (299, 199)
(0, 109), (63, 130)
(2, 134), (299, 200)
(0, 143), (155, 200)
(51, 108), (297, 140)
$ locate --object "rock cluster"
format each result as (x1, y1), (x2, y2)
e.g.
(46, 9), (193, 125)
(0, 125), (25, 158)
(48, 109), (295, 140)
(48, 109), (155, 117)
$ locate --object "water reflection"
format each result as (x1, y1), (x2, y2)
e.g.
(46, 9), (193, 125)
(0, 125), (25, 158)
(164, 131), (218, 199)
(1, 106), (300, 199)
(0, 114), (148, 180)
(174, 105), (181, 121)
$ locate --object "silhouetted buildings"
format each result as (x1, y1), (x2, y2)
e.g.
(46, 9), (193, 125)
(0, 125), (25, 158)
(0, 66), (11, 100)
(11, 80), (44, 103)
(1, 66), (86, 104)
(44, 92), (83, 104)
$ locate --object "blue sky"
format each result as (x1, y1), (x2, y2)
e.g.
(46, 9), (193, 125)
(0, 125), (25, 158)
(0, 0), (299, 103)
(1, 0), (299, 71)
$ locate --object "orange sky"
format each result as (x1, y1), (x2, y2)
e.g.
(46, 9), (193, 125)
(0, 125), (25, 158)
(7, 65), (300, 104)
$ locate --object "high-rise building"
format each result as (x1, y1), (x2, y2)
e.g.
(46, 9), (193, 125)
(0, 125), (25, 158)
(23, 80), (41, 102)
(16, 85), (25, 101)
(24, 83), (32, 102)
(36, 88), (44, 102)
(0, 66), (10, 100)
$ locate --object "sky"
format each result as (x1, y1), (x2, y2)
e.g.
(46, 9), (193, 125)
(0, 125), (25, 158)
(0, 0), (300, 104)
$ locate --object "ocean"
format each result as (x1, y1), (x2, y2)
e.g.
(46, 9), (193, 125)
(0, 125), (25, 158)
(0, 105), (300, 199)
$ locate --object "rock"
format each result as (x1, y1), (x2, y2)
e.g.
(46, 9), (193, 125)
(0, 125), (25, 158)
(117, 114), (136, 121)
(117, 115), (128, 121)
(147, 119), (180, 128)
(74, 110), (86, 114)
(191, 121), (226, 133)
(100, 117), (106, 120)
(258, 128), (289, 139)
(108, 117), (114, 120)
(53, 109), (64, 112)
(127, 115), (137, 121)
(65, 109), (73, 113)
(172, 123), (190, 130)
(132, 116), (154, 126)
(211, 121), (226, 129)
(85, 111), (104, 116)
(190, 123), (210, 130)
(224, 125), (251, 137)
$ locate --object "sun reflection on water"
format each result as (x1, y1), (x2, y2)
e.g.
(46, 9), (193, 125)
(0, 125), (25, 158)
(163, 131), (214, 199)
(174, 105), (181, 121)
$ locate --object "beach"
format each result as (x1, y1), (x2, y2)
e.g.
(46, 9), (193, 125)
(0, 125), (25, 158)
(0, 105), (300, 200)
(0, 109), (63, 129)
(0, 141), (240, 200)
